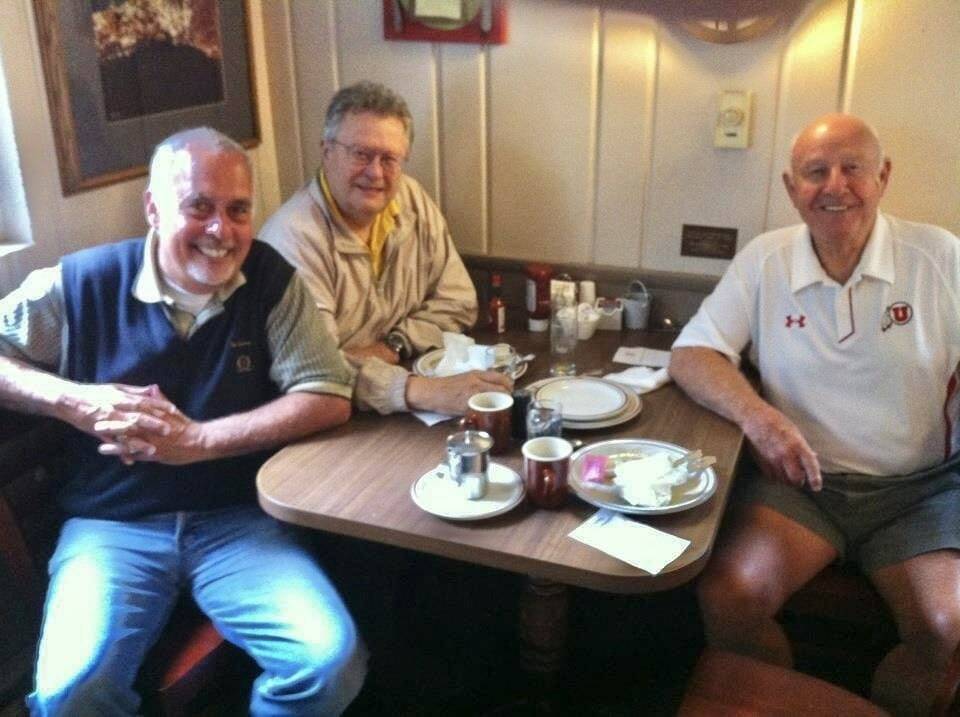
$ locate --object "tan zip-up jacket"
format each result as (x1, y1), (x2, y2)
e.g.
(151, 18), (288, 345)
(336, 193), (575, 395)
(260, 174), (477, 414)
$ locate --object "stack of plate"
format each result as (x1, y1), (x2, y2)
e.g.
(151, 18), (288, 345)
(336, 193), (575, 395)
(523, 376), (642, 429)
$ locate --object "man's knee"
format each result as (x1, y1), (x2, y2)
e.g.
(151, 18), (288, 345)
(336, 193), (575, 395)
(903, 604), (960, 662)
(300, 617), (365, 676)
(252, 622), (368, 715)
(697, 558), (785, 623)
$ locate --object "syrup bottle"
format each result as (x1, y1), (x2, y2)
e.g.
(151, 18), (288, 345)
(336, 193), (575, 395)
(488, 272), (506, 334)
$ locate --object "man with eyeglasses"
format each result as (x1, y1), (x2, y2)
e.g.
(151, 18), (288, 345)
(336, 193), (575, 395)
(261, 81), (511, 416)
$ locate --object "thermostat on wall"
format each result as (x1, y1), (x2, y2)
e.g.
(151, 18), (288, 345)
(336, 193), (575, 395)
(715, 90), (752, 149)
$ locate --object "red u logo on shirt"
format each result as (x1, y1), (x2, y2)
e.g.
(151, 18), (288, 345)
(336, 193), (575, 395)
(881, 302), (913, 332)
(785, 314), (806, 328)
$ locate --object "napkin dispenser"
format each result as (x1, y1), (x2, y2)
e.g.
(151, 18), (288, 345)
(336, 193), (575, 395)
(594, 297), (623, 331)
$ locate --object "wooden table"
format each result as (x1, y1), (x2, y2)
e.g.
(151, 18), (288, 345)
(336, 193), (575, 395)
(257, 327), (744, 686)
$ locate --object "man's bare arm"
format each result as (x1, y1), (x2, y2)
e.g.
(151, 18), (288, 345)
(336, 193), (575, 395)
(405, 371), (512, 416)
(0, 355), (178, 435)
(344, 342), (399, 365)
(669, 346), (822, 490)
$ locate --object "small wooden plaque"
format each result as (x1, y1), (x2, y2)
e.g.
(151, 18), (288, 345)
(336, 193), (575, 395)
(681, 224), (738, 260)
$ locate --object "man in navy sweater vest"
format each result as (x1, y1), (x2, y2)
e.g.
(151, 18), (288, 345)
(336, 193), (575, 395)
(0, 128), (365, 715)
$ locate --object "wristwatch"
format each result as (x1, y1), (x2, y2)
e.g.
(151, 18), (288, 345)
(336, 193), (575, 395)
(384, 332), (410, 361)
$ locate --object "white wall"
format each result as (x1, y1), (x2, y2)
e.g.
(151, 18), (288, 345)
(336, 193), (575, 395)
(282, 0), (960, 277)
(1, 0), (958, 294)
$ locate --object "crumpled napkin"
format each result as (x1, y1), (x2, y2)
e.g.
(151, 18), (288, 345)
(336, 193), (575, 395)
(433, 332), (496, 377)
(613, 453), (687, 507)
(603, 366), (671, 394)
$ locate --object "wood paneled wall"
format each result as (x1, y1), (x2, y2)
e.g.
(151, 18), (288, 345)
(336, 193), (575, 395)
(284, 0), (960, 280)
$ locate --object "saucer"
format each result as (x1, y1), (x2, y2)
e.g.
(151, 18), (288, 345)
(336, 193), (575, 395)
(410, 462), (524, 520)
(413, 346), (528, 380)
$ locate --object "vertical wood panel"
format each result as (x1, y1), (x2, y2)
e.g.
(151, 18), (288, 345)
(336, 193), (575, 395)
(765, 0), (848, 232)
(848, 0), (960, 233)
(642, 25), (786, 276)
(593, 10), (658, 268)
(439, 44), (486, 254)
(487, 1), (598, 263)
(259, 0), (303, 202)
(334, 3), (440, 200)
(288, 0), (338, 186)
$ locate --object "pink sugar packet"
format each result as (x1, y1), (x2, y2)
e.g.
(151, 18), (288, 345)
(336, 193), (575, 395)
(581, 454), (609, 483)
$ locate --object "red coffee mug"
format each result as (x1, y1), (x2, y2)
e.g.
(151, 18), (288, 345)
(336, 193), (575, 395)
(459, 391), (513, 455)
(521, 436), (573, 509)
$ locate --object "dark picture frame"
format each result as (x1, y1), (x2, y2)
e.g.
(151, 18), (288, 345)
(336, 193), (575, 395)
(33, 0), (260, 196)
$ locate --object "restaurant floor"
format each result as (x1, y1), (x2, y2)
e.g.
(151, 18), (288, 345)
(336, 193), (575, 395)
(324, 536), (706, 716)
(197, 532), (881, 716)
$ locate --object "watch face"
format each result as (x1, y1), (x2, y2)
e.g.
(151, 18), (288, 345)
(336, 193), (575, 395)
(386, 334), (405, 357)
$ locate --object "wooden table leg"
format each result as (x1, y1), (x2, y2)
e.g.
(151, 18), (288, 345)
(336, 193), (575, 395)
(518, 577), (569, 692)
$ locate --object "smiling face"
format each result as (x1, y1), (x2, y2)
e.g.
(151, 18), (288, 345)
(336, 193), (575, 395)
(145, 147), (254, 294)
(783, 114), (891, 252)
(321, 111), (409, 233)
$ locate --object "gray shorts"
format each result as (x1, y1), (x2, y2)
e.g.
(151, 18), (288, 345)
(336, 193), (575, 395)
(743, 464), (960, 572)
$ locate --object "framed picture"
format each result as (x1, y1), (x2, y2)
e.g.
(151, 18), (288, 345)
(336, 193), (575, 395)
(33, 0), (259, 196)
(383, 0), (507, 45)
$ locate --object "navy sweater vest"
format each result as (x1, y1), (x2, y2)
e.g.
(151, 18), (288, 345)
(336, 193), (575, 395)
(59, 238), (292, 519)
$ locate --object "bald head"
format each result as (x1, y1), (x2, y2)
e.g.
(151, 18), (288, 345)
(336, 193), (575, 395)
(782, 113), (891, 268)
(789, 113), (884, 178)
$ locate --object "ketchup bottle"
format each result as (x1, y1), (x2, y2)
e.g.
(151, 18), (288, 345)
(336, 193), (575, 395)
(524, 263), (552, 332)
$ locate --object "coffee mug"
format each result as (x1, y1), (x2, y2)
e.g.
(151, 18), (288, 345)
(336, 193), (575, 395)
(445, 430), (493, 500)
(522, 436), (573, 509)
(459, 391), (513, 454)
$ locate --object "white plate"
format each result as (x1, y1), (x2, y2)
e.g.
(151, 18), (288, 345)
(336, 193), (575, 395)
(413, 346), (528, 380)
(568, 439), (717, 515)
(523, 378), (642, 430)
(533, 377), (627, 421)
(565, 390), (642, 430)
(410, 462), (525, 521)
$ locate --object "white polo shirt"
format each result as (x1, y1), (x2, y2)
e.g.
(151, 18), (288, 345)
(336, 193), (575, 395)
(674, 214), (960, 476)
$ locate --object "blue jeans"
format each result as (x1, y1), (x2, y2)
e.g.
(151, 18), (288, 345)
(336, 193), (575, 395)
(27, 505), (367, 716)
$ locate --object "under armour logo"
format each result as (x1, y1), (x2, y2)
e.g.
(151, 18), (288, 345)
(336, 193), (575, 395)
(785, 314), (806, 328)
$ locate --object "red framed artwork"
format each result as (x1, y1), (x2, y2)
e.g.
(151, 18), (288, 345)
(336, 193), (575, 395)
(383, 0), (507, 45)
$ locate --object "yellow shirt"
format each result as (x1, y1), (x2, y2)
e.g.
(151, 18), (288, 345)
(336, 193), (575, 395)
(318, 169), (399, 279)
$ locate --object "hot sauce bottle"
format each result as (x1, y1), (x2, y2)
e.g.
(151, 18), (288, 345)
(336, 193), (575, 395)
(488, 272), (506, 334)
(524, 263), (553, 332)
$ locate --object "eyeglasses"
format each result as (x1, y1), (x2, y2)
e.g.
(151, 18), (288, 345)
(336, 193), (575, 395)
(329, 139), (405, 174)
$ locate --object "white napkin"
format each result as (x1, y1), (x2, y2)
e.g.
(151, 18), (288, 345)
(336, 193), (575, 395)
(412, 410), (455, 426)
(613, 453), (687, 507)
(433, 332), (496, 377)
(612, 346), (671, 368)
(603, 366), (671, 394)
(569, 509), (690, 575)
